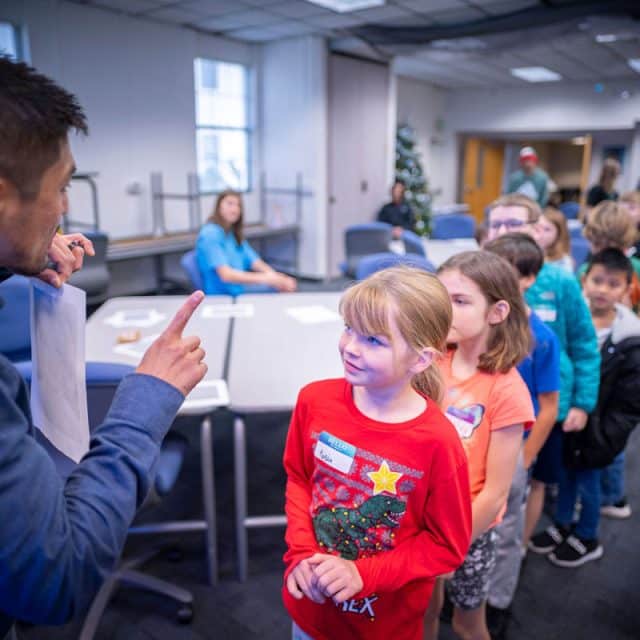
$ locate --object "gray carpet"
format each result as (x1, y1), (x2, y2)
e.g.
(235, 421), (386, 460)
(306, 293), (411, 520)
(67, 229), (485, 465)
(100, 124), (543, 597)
(17, 410), (640, 639)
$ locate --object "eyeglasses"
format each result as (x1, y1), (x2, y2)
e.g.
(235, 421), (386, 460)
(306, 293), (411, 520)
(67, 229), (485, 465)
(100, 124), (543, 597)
(488, 219), (528, 230)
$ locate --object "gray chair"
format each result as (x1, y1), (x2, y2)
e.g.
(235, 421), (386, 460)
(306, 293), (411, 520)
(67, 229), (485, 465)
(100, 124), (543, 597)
(355, 252), (436, 280)
(341, 222), (393, 277)
(401, 229), (427, 256)
(68, 231), (110, 306)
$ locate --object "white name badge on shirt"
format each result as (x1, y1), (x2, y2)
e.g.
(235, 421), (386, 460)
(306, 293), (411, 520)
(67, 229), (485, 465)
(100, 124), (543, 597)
(314, 431), (356, 475)
(534, 307), (557, 322)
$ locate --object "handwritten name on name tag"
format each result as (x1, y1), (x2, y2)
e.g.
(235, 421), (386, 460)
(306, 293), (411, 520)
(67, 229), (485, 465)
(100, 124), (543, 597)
(314, 431), (356, 475)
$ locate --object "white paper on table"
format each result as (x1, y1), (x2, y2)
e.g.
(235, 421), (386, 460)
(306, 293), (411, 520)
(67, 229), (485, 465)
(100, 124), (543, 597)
(285, 305), (341, 324)
(104, 308), (166, 328)
(200, 303), (254, 319)
(29, 280), (89, 463)
(113, 333), (159, 359)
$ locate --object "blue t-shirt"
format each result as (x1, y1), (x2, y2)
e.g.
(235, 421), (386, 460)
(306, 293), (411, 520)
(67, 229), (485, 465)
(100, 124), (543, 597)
(196, 223), (260, 295)
(517, 311), (561, 416)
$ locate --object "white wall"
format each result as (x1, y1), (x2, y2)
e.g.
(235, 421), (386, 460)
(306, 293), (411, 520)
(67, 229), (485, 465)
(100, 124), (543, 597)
(260, 36), (328, 277)
(395, 74), (450, 206)
(442, 82), (640, 200)
(1, 0), (259, 240)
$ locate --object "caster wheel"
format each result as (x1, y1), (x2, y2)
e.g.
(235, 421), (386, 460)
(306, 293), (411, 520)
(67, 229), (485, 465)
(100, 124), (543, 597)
(167, 547), (183, 563)
(177, 605), (193, 624)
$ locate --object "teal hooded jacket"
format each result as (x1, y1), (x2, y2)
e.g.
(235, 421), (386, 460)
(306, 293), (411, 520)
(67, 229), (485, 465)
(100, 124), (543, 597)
(525, 263), (600, 421)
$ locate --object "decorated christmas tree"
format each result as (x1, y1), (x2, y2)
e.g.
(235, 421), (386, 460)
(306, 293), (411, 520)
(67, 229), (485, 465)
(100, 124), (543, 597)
(395, 123), (432, 235)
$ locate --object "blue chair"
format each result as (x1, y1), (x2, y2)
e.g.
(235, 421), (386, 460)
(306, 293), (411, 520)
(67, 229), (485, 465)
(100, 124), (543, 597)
(0, 275), (31, 362)
(569, 224), (584, 240)
(560, 201), (580, 220)
(571, 237), (591, 271)
(181, 249), (204, 291)
(401, 229), (426, 257)
(15, 361), (194, 632)
(431, 214), (476, 240)
(341, 222), (393, 277)
(355, 252), (436, 280)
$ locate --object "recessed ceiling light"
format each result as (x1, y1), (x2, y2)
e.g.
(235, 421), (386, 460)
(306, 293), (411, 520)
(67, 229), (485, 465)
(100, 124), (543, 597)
(305, 0), (385, 12)
(595, 34), (618, 43)
(510, 67), (562, 83)
(628, 58), (640, 74)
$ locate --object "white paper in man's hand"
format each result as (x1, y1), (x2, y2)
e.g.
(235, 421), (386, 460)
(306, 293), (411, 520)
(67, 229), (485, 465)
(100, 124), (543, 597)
(29, 280), (89, 463)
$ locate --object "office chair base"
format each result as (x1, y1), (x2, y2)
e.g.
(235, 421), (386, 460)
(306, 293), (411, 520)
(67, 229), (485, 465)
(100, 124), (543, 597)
(78, 548), (194, 640)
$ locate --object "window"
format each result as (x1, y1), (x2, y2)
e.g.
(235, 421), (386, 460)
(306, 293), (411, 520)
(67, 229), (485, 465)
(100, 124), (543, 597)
(0, 22), (19, 60)
(194, 58), (251, 193)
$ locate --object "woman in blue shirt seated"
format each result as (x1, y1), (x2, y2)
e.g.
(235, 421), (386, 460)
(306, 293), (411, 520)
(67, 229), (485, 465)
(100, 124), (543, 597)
(196, 190), (297, 296)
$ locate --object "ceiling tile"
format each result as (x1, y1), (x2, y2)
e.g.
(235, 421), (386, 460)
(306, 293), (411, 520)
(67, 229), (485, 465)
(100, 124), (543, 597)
(180, 0), (246, 16)
(303, 13), (368, 28)
(226, 26), (281, 41)
(351, 5), (413, 21)
(92, 0), (163, 14)
(477, 0), (538, 15)
(144, 6), (210, 22)
(241, 0), (290, 6)
(394, 0), (466, 13)
(263, 20), (317, 36)
(269, 1), (332, 19)
(196, 8), (279, 30)
(430, 7), (486, 24)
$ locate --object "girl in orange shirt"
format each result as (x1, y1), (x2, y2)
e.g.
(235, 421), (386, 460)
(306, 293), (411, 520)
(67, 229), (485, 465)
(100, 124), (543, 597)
(425, 251), (534, 640)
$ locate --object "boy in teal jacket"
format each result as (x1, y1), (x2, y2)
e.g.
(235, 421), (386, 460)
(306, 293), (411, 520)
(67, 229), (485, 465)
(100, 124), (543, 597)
(486, 194), (600, 554)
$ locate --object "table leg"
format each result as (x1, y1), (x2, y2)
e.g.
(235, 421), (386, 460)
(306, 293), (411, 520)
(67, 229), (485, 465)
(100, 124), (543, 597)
(200, 415), (218, 585)
(234, 414), (248, 582)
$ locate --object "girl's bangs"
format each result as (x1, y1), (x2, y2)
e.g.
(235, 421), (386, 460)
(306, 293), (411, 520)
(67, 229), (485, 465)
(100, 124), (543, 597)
(340, 282), (391, 338)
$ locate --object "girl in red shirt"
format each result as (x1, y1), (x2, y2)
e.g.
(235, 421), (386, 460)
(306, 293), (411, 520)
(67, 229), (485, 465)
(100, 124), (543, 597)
(282, 266), (472, 640)
(425, 251), (534, 640)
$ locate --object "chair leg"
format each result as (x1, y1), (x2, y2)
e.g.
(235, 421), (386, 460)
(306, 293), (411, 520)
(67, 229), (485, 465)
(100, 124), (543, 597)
(234, 414), (249, 582)
(78, 574), (121, 640)
(200, 414), (218, 585)
(119, 569), (193, 605)
(78, 549), (194, 639)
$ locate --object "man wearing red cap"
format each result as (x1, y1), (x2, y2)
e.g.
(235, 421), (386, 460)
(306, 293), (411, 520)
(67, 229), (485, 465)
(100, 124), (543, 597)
(506, 146), (550, 207)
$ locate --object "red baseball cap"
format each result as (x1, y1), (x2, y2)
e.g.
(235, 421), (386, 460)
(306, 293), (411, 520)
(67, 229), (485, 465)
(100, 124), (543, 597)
(519, 146), (538, 163)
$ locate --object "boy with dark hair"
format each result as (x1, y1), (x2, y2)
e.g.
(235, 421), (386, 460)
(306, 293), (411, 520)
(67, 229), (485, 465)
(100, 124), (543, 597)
(0, 57), (207, 636)
(552, 249), (640, 566)
(483, 233), (560, 637)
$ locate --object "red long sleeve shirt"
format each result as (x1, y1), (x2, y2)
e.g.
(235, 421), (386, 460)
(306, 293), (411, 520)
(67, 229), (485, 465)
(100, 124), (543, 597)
(282, 379), (472, 640)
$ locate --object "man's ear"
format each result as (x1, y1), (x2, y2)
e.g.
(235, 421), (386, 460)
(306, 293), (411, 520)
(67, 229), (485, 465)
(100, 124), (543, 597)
(410, 348), (435, 375)
(488, 300), (510, 326)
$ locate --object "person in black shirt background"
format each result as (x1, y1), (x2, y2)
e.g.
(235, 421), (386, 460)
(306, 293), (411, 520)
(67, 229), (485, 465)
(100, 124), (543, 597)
(377, 179), (415, 239)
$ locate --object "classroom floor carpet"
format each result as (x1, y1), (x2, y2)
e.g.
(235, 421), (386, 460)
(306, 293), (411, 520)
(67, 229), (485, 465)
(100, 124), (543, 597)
(17, 409), (640, 640)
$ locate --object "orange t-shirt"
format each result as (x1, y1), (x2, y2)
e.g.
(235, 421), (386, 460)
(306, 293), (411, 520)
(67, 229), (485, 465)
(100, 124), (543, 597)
(440, 349), (534, 502)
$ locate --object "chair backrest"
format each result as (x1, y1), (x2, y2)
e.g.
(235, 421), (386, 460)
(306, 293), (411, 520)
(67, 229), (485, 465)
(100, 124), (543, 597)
(560, 201), (580, 220)
(431, 214), (476, 240)
(345, 222), (393, 259)
(0, 275), (31, 362)
(571, 237), (591, 271)
(355, 252), (436, 281)
(67, 231), (110, 306)
(569, 224), (584, 240)
(401, 229), (426, 257)
(181, 250), (204, 291)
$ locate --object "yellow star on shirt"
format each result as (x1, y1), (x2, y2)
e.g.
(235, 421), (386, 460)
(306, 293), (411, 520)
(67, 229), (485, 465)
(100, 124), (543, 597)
(367, 461), (402, 496)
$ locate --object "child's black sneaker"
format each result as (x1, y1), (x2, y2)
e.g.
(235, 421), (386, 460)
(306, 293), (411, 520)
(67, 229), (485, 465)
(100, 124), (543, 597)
(600, 498), (632, 519)
(548, 534), (603, 568)
(528, 524), (569, 554)
(486, 603), (511, 640)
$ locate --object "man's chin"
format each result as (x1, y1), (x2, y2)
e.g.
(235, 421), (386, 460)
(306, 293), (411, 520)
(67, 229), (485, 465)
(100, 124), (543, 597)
(10, 257), (48, 277)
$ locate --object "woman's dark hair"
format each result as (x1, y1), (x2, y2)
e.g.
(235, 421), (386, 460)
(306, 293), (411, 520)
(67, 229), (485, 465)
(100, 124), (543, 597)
(0, 57), (87, 199)
(208, 190), (244, 244)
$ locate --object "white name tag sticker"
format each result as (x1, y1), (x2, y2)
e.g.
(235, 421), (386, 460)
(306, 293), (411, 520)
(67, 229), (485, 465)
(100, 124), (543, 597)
(314, 431), (356, 475)
(534, 307), (557, 322)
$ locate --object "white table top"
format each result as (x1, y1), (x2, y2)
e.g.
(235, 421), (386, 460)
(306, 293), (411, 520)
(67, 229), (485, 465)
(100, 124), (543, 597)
(226, 292), (345, 412)
(423, 238), (479, 267)
(86, 295), (233, 411)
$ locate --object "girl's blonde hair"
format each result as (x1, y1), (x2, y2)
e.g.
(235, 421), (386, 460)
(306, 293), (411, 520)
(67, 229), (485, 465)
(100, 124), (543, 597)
(339, 266), (452, 405)
(438, 251), (531, 374)
(542, 207), (570, 261)
(583, 200), (636, 250)
(207, 189), (244, 244)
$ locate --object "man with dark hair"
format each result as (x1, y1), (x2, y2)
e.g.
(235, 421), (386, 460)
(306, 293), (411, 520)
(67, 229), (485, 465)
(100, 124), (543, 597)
(377, 179), (415, 239)
(0, 57), (207, 637)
